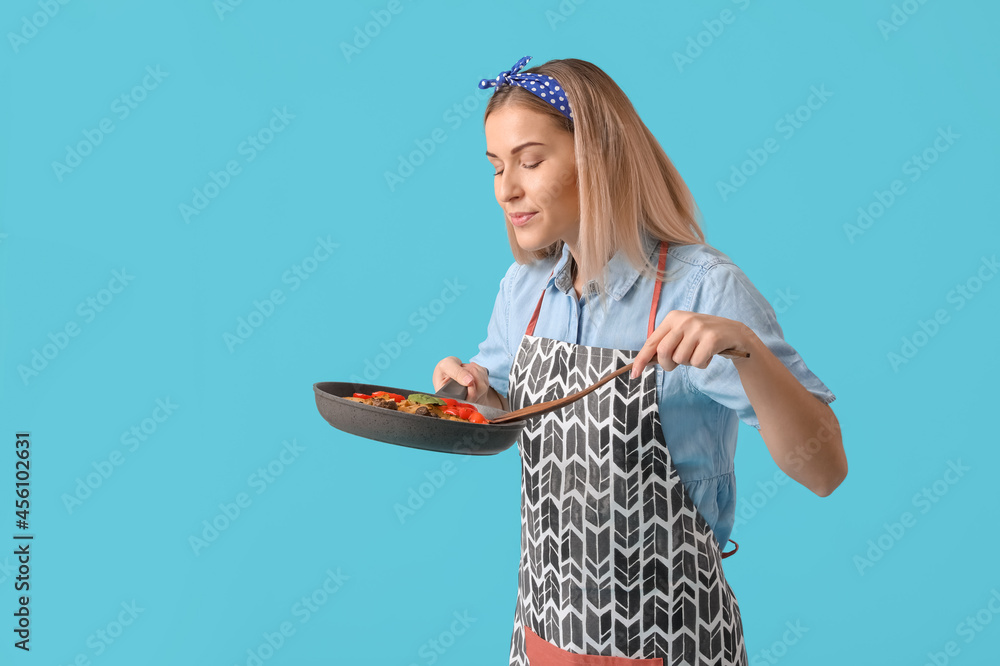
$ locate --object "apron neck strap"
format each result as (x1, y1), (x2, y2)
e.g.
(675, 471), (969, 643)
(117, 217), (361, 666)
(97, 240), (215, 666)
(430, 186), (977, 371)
(646, 239), (669, 338)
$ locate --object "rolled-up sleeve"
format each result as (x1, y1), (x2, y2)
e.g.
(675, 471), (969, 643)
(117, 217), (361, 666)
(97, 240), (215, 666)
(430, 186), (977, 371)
(683, 261), (836, 430)
(468, 262), (519, 399)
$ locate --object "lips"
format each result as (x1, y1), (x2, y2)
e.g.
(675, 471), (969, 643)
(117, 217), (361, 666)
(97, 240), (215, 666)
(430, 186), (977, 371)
(509, 212), (537, 227)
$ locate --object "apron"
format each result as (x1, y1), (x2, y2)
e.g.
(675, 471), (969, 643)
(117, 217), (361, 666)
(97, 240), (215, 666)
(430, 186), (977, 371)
(507, 241), (747, 665)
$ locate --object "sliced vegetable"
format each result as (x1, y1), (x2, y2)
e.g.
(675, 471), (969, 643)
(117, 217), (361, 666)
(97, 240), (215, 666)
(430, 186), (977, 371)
(408, 393), (447, 406)
(356, 393), (488, 424)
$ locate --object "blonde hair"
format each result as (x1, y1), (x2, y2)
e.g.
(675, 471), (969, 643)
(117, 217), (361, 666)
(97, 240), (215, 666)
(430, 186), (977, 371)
(483, 58), (709, 311)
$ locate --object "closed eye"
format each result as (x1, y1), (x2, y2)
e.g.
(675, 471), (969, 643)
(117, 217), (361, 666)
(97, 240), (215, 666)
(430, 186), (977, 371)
(494, 161), (542, 177)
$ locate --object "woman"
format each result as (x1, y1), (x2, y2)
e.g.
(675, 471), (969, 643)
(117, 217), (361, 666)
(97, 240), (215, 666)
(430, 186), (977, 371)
(433, 56), (847, 665)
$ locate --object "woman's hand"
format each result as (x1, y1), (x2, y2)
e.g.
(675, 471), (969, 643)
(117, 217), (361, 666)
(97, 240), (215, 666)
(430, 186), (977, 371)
(631, 310), (847, 496)
(630, 310), (755, 378)
(433, 356), (504, 408)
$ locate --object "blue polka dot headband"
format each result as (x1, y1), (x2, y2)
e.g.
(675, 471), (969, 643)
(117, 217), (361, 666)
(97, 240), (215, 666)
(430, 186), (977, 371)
(478, 55), (573, 121)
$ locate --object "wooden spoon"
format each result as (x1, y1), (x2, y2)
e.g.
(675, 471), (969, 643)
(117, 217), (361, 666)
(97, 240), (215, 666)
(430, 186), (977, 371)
(487, 348), (750, 424)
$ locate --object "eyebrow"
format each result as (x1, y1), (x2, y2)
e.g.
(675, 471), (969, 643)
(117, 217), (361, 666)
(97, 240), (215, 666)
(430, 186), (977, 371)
(485, 141), (546, 158)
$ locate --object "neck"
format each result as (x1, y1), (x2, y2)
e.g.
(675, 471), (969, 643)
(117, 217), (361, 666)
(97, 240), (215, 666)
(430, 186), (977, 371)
(564, 241), (618, 284)
(564, 239), (579, 263)
(570, 257), (590, 301)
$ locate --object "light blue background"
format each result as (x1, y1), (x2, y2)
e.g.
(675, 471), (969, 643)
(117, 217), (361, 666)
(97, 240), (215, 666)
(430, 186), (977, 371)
(1, 1), (998, 664)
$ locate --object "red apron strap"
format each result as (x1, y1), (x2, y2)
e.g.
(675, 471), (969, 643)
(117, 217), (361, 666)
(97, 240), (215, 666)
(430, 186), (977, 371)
(643, 239), (741, 563)
(525, 268), (555, 336)
(646, 241), (668, 338)
(524, 626), (664, 665)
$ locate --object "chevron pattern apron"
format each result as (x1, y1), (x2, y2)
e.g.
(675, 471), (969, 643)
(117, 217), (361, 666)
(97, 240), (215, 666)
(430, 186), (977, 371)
(507, 242), (747, 665)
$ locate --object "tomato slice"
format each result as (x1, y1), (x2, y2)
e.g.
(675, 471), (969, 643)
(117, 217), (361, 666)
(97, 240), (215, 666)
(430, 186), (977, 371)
(373, 391), (404, 402)
(440, 398), (458, 407)
(352, 393), (372, 399)
(443, 405), (486, 423)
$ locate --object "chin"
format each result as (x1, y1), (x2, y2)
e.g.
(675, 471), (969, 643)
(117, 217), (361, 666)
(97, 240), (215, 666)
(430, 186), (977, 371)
(512, 228), (554, 253)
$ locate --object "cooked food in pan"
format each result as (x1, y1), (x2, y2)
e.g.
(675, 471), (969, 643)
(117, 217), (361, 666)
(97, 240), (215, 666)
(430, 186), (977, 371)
(344, 391), (488, 424)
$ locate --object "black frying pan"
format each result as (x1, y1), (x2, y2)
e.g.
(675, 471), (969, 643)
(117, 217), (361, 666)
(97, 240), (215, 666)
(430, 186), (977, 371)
(313, 381), (525, 455)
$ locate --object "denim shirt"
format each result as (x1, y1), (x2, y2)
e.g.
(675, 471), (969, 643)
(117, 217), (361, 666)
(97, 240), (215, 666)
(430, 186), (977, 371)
(469, 236), (836, 550)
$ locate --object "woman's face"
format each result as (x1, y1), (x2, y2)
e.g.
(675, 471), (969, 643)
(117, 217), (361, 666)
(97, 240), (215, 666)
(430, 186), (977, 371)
(485, 105), (580, 253)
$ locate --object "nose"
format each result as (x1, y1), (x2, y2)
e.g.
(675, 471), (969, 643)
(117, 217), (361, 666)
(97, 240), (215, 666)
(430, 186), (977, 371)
(496, 168), (523, 205)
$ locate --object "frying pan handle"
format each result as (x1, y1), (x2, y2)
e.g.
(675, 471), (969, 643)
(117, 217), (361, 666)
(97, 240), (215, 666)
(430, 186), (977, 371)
(434, 378), (470, 400)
